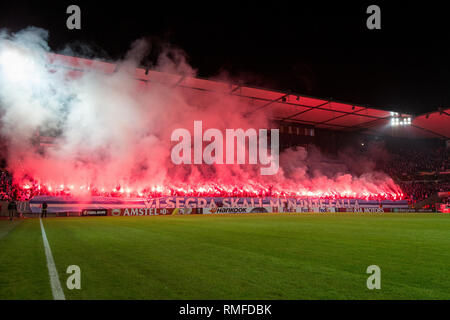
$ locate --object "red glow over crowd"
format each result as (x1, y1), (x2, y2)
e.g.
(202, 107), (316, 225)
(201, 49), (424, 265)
(12, 181), (404, 201)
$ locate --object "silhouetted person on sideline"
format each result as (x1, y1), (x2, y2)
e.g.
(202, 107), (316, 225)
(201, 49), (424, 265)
(8, 199), (17, 221)
(41, 201), (48, 218)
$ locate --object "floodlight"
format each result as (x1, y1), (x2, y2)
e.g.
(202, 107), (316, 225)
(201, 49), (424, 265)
(0, 47), (39, 83)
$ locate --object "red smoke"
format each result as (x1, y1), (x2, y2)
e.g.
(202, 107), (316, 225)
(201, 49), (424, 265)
(0, 28), (404, 201)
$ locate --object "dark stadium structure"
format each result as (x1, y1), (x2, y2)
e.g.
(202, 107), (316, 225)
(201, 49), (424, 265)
(45, 54), (449, 139)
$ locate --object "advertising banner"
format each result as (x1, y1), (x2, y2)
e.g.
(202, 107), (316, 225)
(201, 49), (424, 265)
(203, 207), (270, 214)
(81, 209), (107, 216)
(28, 196), (410, 214)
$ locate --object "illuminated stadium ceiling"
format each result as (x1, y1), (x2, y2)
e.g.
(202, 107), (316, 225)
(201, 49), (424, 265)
(48, 53), (450, 139)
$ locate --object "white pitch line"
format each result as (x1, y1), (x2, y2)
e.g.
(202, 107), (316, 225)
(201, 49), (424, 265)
(39, 218), (66, 300)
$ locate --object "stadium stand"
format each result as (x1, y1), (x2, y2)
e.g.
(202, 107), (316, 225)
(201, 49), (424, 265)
(0, 53), (448, 210)
(0, 134), (448, 204)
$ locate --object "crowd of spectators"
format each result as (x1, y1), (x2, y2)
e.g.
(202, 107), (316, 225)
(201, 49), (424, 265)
(0, 170), (14, 201)
(0, 170), (37, 201)
(384, 146), (449, 178)
(399, 181), (450, 202)
(381, 144), (450, 203)
(0, 142), (449, 203)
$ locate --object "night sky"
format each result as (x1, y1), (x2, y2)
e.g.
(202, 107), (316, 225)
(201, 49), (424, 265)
(1, 1), (450, 115)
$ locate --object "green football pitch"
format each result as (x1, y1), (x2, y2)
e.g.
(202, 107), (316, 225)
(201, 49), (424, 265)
(0, 213), (449, 300)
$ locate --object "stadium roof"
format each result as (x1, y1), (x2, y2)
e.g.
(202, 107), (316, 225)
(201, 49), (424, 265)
(402, 109), (450, 139)
(48, 53), (449, 139)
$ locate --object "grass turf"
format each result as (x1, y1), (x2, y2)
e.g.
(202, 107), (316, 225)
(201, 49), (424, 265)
(0, 213), (449, 299)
